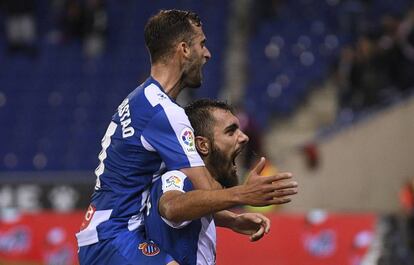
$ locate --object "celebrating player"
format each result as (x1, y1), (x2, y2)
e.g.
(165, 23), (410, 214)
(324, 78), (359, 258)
(77, 9), (297, 265)
(146, 99), (297, 264)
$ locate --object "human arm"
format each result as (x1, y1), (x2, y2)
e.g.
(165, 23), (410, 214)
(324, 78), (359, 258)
(225, 212), (271, 242)
(159, 158), (298, 223)
(160, 190), (271, 241)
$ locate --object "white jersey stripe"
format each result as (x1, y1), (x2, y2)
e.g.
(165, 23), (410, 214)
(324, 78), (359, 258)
(196, 218), (216, 265)
(140, 135), (156, 152)
(94, 122), (117, 190)
(144, 84), (165, 107)
(76, 209), (113, 247)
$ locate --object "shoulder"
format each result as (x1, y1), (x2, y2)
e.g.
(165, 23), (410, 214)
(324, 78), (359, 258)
(142, 83), (177, 110)
(141, 83), (187, 119)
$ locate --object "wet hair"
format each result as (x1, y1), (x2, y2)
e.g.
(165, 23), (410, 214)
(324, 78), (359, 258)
(144, 9), (202, 63)
(185, 99), (234, 140)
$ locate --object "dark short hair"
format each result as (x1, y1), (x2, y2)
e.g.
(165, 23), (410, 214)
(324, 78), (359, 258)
(144, 9), (202, 64)
(185, 99), (234, 140)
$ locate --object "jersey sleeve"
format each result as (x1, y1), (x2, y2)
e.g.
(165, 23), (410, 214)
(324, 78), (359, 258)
(141, 106), (205, 170)
(159, 170), (193, 228)
(161, 170), (193, 193)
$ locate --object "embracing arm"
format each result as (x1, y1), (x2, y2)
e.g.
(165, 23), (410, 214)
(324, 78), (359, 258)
(159, 191), (272, 242)
(159, 158), (298, 223)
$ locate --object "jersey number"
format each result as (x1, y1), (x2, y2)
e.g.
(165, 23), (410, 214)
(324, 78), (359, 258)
(94, 122), (117, 190)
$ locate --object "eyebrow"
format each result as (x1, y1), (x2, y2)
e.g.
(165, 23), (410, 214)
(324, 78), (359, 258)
(224, 123), (238, 133)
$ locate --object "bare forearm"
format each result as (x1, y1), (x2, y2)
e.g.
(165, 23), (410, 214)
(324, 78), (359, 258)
(164, 165), (298, 223)
(180, 166), (222, 190)
(159, 188), (242, 223)
(213, 210), (237, 228)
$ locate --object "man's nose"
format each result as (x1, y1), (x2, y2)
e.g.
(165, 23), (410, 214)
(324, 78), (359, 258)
(238, 131), (249, 145)
(204, 47), (211, 61)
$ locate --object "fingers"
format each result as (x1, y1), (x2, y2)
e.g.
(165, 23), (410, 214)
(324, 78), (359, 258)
(255, 213), (271, 233)
(242, 170), (298, 206)
(263, 188), (298, 205)
(268, 197), (292, 205)
(272, 182), (298, 193)
(251, 157), (266, 175)
(263, 216), (271, 234)
(263, 172), (293, 184)
(250, 224), (265, 242)
(273, 188), (298, 197)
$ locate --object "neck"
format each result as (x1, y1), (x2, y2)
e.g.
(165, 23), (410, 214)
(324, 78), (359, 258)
(150, 61), (186, 100)
(203, 158), (218, 181)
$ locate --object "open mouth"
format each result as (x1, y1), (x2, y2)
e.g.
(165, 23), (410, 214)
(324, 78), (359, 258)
(231, 148), (244, 170)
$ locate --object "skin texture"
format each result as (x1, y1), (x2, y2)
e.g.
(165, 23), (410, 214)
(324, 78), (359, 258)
(158, 108), (298, 241)
(151, 23), (211, 100)
(203, 109), (249, 188)
(180, 25), (209, 89)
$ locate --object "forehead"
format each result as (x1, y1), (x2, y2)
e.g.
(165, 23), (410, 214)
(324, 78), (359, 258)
(190, 24), (206, 40)
(210, 109), (238, 130)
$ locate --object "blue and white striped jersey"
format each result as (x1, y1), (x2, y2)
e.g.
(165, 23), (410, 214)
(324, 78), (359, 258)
(145, 170), (216, 265)
(76, 77), (205, 247)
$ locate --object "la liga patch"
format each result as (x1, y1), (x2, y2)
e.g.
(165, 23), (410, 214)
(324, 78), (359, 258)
(180, 128), (197, 155)
(165, 175), (182, 189)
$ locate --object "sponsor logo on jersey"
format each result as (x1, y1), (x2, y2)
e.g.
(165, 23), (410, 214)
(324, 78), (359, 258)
(138, 242), (160, 256)
(157, 92), (167, 100)
(165, 175), (182, 189)
(180, 128), (196, 154)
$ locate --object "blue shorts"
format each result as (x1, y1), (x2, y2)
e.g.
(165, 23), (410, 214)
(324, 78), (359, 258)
(78, 228), (174, 265)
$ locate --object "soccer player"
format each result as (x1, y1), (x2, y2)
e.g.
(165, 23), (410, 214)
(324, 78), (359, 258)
(146, 99), (296, 264)
(77, 10), (297, 265)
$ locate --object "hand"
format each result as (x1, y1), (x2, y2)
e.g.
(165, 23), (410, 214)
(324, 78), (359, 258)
(230, 213), (271, 242)
(238, 157), (298, 206)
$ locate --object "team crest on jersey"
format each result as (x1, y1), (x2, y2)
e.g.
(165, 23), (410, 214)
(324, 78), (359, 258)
(138, 242), (160, 256)
(180, 128), (196, 154)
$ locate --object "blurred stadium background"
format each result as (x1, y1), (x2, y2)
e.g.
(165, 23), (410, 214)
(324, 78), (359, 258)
(1, 0), (414, 264)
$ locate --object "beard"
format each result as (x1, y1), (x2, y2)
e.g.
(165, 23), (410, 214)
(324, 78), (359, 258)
(184, 55), (203, 88)
(209, 144), (239, 188)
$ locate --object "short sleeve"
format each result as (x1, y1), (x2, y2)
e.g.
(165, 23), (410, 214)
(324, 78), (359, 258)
(161, 170), (193, 194)
(141, 106), (204, 170)
(159, 170), (193, 228)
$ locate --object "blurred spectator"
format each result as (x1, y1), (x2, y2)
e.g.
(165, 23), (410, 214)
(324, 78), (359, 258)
(338, 33), (391, 111)
(377, 14), (406, 95)
(399, 179), (414, 215)
(336, 5), (414, 116)
(338, 0), (368, 36)
(394, 6), (414, 92)
(61, 0), (84, 42)
(82, 0), (107, 58)
(336, 45), (355, 111)
(60, 0), (107, 58)
(251, 0), (282, 23)
(399, 177), (414, 252)
(1, 0), (37, 56)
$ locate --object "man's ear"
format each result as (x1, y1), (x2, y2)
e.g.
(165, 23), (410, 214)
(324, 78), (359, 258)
(195, 136), (209, 156)
(178, 41), (191, 59)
